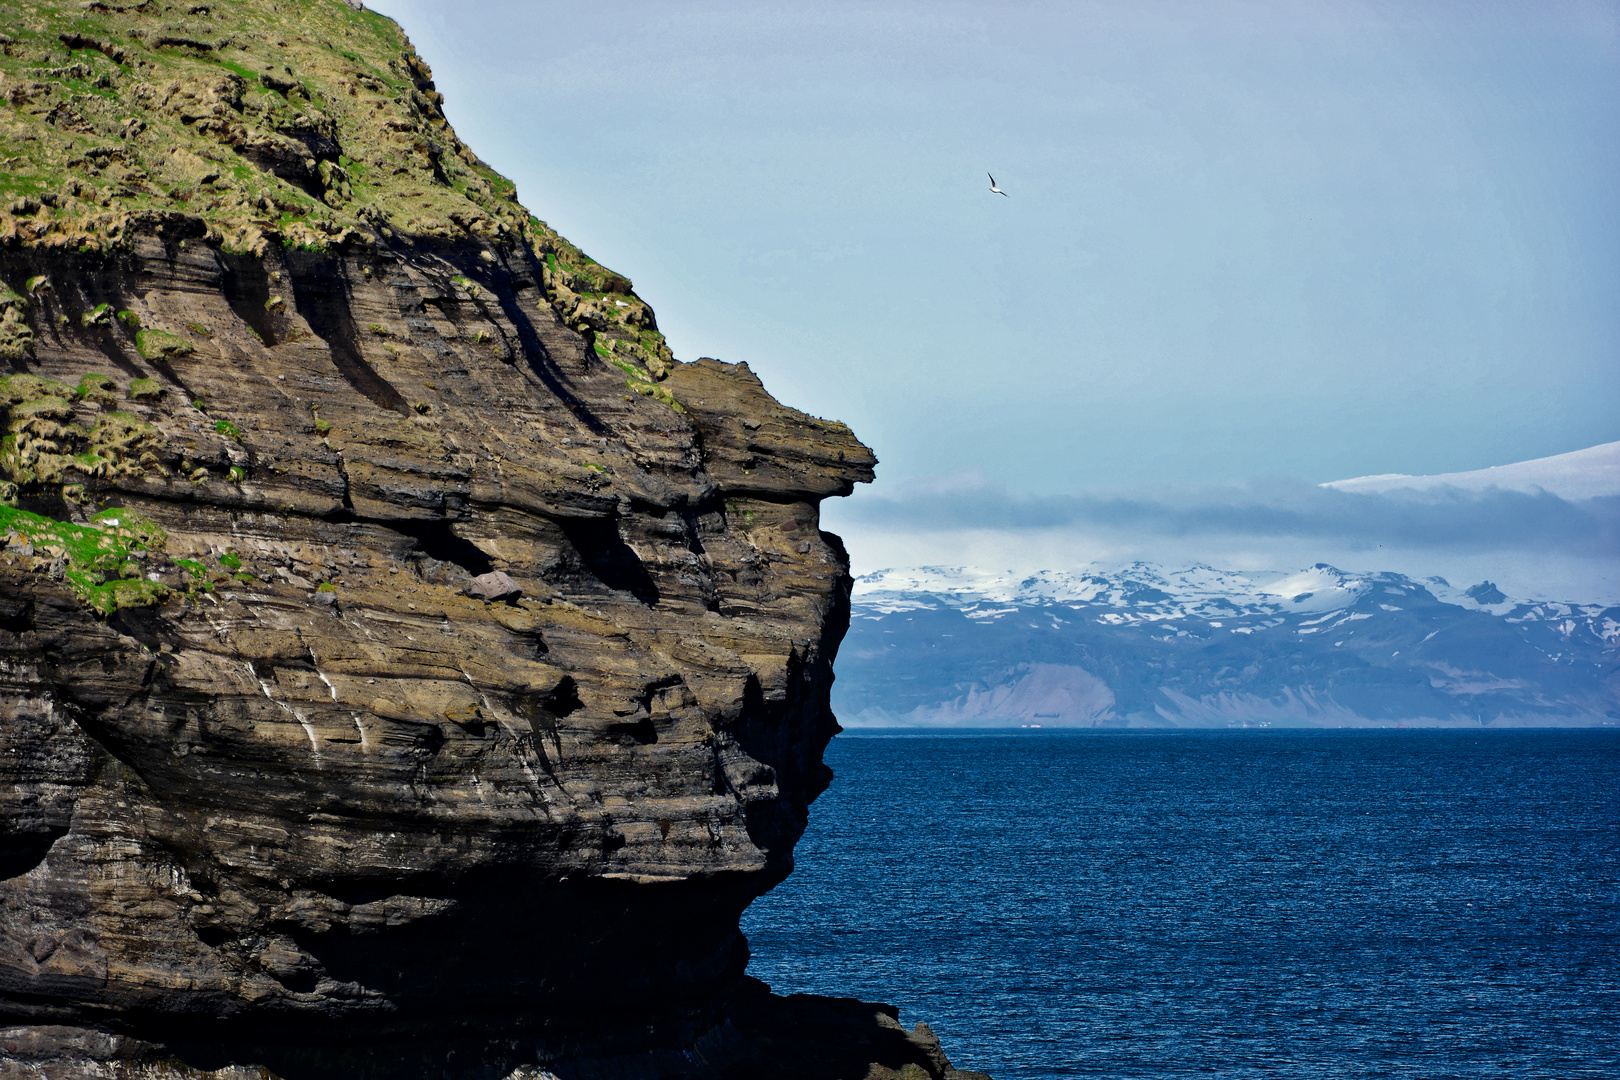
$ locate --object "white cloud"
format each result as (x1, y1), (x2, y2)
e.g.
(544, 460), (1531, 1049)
(821, 467), (1620, 605)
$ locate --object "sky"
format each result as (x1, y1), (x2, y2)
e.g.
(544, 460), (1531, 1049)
(367, 0), (1620, 601)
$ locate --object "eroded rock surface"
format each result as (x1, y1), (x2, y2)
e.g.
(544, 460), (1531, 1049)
(0, 1), (987, 1077)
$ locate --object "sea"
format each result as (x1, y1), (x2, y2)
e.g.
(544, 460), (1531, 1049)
(739, 729), (1620, 1080)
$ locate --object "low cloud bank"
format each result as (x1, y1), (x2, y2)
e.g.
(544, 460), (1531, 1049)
(831, 473), (1620, 555)
(822, 473), (1620, 604)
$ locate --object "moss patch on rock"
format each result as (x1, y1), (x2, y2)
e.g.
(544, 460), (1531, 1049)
(0, 286), (32, 360)
(0, 503), (168, 614)
(0, 373), (164, 488)
(76, 372), (121, 406)
(597, 340), (683, 410)
(134, 328), (194, 360)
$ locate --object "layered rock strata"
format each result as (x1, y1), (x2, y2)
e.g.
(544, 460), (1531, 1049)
(0, 1), (985, 1076)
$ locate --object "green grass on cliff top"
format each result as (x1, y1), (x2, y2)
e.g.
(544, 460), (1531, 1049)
(0, 0), (524, 247)
(0, 2), (572, 255)
(0, 0), (673, 369)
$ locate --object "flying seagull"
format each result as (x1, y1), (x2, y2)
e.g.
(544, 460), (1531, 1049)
(988, 173), (1008, 197)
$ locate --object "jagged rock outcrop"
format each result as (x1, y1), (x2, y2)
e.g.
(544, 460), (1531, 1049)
(0, 2), (986, 1077)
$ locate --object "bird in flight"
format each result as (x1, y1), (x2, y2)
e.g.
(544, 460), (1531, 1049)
(988, 173), (1008, 197)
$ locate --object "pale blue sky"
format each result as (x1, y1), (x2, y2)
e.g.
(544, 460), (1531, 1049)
(368, 0), (1619, 597)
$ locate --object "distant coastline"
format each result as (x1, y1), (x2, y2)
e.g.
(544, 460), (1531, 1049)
(833, 562), (1619, 730)
(837, 725), (1620, 736)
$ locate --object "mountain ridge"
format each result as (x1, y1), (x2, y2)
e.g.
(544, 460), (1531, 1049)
(837, 562), (1619, 729)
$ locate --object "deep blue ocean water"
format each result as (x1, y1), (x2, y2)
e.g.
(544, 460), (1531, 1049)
(740, 729), (1620, 1079)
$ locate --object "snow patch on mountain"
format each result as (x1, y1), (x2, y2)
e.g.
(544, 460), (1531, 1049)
(854, 561), (1490, 621)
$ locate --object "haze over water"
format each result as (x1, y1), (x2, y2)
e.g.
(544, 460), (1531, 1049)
(743, 729), (1620, 1079)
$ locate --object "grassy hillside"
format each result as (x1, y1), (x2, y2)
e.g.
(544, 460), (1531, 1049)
(0, 0), (672, 372)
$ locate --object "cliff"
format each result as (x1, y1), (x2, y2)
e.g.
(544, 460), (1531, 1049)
(0, 2), (984, 1077)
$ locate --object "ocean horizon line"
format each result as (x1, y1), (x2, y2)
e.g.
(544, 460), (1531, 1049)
(835, 724), (1620, 737)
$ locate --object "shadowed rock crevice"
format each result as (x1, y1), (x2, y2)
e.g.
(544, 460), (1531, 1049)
(91, 327), (147, 379)
(558, 516), (661, 604)
(0, 830), (65, 882)
(0, 595), (33, 635)
(220, 252), (281, 347)
(286, 252), (409, 415)
(395, 519), (495, 579)
(503, 293), (609, 433)
(513, 677), (580, 750)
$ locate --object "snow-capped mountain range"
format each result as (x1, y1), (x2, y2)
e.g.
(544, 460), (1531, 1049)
(835, 562), (1619, 728)
(855, 562), (1464, 617)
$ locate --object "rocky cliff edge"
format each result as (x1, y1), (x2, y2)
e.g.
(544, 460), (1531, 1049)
(0, 2), (985, 1076)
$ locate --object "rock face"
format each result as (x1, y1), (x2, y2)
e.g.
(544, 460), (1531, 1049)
(0, 2), (984, 1077)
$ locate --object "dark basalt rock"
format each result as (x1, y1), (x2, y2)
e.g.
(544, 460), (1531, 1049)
(0, 0), (988, 1076)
